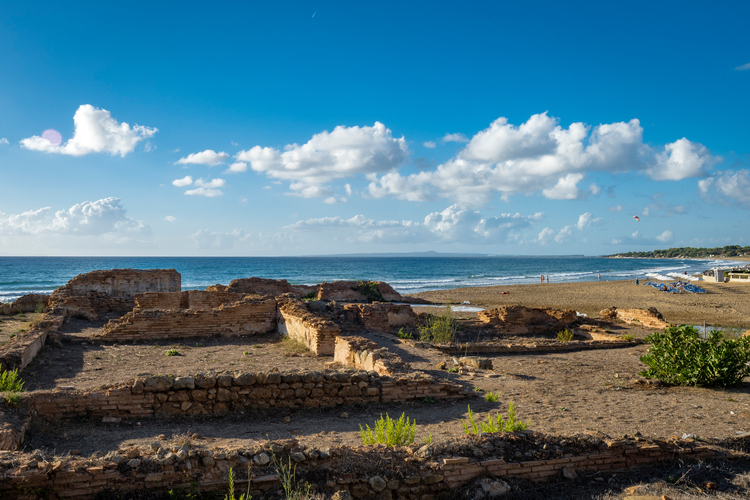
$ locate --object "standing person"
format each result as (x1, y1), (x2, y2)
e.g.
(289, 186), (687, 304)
(546, 275), (550, 283)
(635, 278), (639, 285)
(541, 275), (544, 283)
(598, 273), (601, 280)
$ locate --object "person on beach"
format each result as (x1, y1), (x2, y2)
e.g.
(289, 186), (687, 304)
(635, 278), (639, 285)
(546, 275), (550, 283)
(598, 273), (601, 280)
(541, 275), (544, 283)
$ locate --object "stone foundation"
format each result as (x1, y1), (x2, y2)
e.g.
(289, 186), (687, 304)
(277, 295), (341, 355)
(334, 336), (411, 375)
(598, 307), (670, 329)
(341, 303), (417, 332)
(27, 368), (468, 420)
(477, 306), (578, 335)
(0, 294), (50, 315)
(97, 296), (277, 341)
(226, 277), (317, 297)
(0, 433), (743, 499)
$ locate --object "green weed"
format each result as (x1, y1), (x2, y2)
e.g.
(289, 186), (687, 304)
(272, 453), (311, 500)
(556, 329), (574, 342)
(166, 349), (181, 356)
(419, 306), (458, 344)
(354, 280), (385, 303)
(462, 403), (528, 434)
(4, 393), (21, 407)
(397, 328), (412, 339)
(360, 412), (417, 447)
(0, 368), (25, 393)
(224, 467), (251, 500)
(484, 391), (500, 402)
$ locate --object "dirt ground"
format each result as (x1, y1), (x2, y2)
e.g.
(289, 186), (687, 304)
(0, 312), (42, 346)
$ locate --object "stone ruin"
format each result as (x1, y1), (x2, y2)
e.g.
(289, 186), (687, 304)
(1, 268), (720, 499)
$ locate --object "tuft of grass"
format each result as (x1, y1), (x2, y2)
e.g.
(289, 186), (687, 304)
(280, 337), (311, 357)
(34, 302), (45, 314)
(484, 391), (500, 402)
(195, 342), (204, 347)
(422, 396), (435, 404)
(462, 403), (528, 434)
(272, 453), (311, 500)
(620, 334), (635, 341)
(360, 412), (417, 447)
(166, 349), (181, 356)
(419, 306), (458, 344)
(224, 467), (252, 500)
(4, 393), (21, 407)
(556, 329), (574, 342)
(473, 387), (483, 392)
(422, 433), (433, 444)
(447, 366), (459, 373)
(0, 368), (25, 393)
(397, 328), (412, 339)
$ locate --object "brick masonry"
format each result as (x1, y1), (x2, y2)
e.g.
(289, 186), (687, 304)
(277, 295), (341, 355)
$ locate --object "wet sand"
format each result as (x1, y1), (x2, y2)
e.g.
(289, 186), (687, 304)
(411, 279), (750, 329)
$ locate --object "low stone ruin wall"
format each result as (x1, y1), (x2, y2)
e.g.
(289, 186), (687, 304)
(28, 368), (468, 421)
(334, 336), (410, 375)
(277, 296), (340, 355)
(134, 290), (261, 311)
(48, 269), (181, 318)
(226, 277), (317, 297)
(96, 296), (277, 341)
(0, 432), (743, 499)
(432, 339), (638, 355)
(598, 307), (669, 330)
(317, 280), (404, 302)
(477, 306), (578, 335)
(0, 312), (65, 372)
(341, 303), (417, 332)
(0, 294), (49, 315)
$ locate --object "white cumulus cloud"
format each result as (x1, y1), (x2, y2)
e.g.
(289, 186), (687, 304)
(442, 133), (469, 143)
(0, 138), (8, 145)
(20, 105), (157, 157)
(226, 162), (248, 173)
(423, 141), (436, 148)
(235, 122), (408, 198)
(172, 176), (193, 187)
(367, 112), (720, 207)
(164, 216), (176, 222)
(176, 149), (230, 166)
(656, 230), (673, 243)
(184, 178), (225, 197)
(699, 169), (750, 204)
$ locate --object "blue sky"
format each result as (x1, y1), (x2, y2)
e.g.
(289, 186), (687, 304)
(1, 1), (748, 256)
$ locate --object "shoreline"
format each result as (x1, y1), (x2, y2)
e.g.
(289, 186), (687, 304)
(411, 278), (750, 329)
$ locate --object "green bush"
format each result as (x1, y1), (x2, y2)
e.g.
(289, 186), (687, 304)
(419, 307), (458, 344)
(556, 329), (574, 342)
(166, 349), (181, 356)
(639, 325), (750, 387)
(462, 403), (528, 434)
(397, 328), (412, 339)
(224, 467), (251, 500)
(484, 391), (500, 402)
(0, 368), (25, 393)
(354, 280), (385, 303)
(360, 412), (417, 447)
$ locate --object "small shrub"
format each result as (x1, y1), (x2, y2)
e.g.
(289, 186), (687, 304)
(620, 334), (635, 341)
(4, 393), (21, 407)
(640, 325), (750, 386)
(195, 342), (204, 347)
(34, 302), (45, 314)
(360, 412), (417, 447)
(447, 366), (459, 373)
(354, 280), (385, 303)
(422, 433), (433, 444)
(419, 307), (458, 344)
(473, 387), (483, 392)
(422, 396), (435, 403)
(166, 349), (181, 356)
(0, 368), (25, 393)
(484, 391), (500, 402)
(301, 291), (317, 300)
(280, 336), (311, 356)
(556, 329), (574, 342)
(397, 328), (412, 339)
(224, 467), (252, 500)
(462, 403), (529, 434)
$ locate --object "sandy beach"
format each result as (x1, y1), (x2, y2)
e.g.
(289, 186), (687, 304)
(412, 279), (750, 329)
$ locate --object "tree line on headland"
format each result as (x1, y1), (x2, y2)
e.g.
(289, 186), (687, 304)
(607, 245), (750, 259)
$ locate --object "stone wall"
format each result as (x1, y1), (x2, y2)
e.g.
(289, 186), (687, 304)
(48, 269), (181, 318)
(0, 312), (65, 372)
(134, 291), (185, 310)
(28, 368), (467, 420)
(334, 336), (411, 375)
(226, 277), (317, 297)
(341, 303), (417, 332)
(432, 339), (638, 355)
(598, 307), (670, 330)
(0, 294), (50, 315)
(277, 296), (340, 355)
(477, 306), (578, 335)
(97, 296), (277, 341)
(0, 432), (742, 499)
(317, 281), (405, 303)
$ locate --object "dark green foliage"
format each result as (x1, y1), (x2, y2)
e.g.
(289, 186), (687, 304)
(354, 280), (385, 303)
(608, 245), (750, 259)
(419, 307), (458, 344)
(640, 325), (750, 387)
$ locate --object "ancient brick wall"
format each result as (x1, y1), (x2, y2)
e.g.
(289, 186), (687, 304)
(134, 291), (184, 310)
(334, 336), (410, 375)
(598, 307), (669, 329)
(477, 306), (578, 334)
(0, 433), (740, 499)
(97, 297), (277, 341)
(341, 303), (416, 332)
(0, 312), (65, 372)
(227, 277), (317, 297)
(28, 368), (467, 420)
(432, 339), (637, 355)
(48, 269), (181, 317)
(277, 296), (340, 355)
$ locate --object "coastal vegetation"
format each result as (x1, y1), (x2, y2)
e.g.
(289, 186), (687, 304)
(418, 306), (458, 344)
(640, 325), (750, 387)
(608, 245), (750, 259)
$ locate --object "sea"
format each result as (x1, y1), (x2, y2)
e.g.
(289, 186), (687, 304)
(0, 255), (744, 304)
